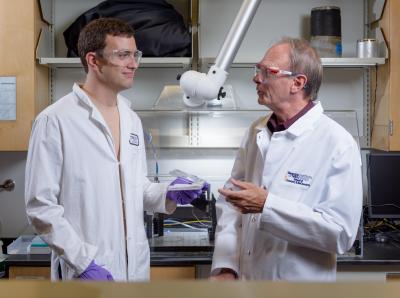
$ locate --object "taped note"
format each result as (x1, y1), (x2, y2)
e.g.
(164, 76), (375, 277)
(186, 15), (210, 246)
(0, 77), (16, 121)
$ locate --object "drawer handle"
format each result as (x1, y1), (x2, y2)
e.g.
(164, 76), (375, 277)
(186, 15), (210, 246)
(0, 179), (15, 192)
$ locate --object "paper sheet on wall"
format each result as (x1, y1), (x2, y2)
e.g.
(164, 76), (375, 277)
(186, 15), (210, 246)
(0, 77), (16, 120)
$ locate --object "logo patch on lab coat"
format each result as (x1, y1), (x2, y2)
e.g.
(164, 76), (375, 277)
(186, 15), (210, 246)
(129, 133), (139, 146)
(285, 171), (312, 187)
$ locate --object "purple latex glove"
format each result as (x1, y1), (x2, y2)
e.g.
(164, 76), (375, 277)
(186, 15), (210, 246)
(78, 261), (114, 281)
(167, 177), (209, 205)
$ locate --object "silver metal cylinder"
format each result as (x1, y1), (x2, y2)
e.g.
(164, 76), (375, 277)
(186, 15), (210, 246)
(357, 38), (378, 58)
(214, 0), (262, 72)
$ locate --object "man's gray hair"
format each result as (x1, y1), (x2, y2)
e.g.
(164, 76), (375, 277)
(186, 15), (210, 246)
(274, 37), (323, 100)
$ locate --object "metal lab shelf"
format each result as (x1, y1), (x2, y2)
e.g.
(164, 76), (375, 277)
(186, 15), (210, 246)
(201, 57), (386, 68)
(137, 109), (359, 149)
(38, 57), (192, 69)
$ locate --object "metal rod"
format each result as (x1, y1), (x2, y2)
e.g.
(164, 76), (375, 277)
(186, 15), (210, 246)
(214, 0), (262, 72)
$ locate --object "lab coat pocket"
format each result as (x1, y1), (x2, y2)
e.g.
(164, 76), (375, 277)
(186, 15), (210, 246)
(124, 134), (140, 159)
(284, 180), (311, 191)
(127, 144), (140, 155)
(123, 145), (141, 188)
(272, 179), (309, 203)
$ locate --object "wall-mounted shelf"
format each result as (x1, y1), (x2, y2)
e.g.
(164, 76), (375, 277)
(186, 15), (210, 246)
(38, 57), (192, 68)
(137, 109), (359, 148)
(37, 56), (385, 69)
(35, 0), (194, 70)
(201, 57), (386, 69)
(138, 109), (266, 148)
(320, 57), (386, 67)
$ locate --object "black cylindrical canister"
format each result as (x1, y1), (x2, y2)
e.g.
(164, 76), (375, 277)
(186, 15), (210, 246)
(310, 6), (342, 57)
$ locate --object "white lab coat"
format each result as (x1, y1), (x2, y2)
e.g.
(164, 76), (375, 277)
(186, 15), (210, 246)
(211, 102), (362, 281)
(25, 84), (175, 281)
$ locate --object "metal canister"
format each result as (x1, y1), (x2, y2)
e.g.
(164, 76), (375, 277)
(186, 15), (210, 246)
(357, 39), (378, 58)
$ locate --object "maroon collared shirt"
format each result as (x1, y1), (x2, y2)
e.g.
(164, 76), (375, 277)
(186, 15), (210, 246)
(267, 101), (315, 134)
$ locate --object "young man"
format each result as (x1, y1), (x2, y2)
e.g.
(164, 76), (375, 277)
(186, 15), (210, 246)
(210, 38), (362, 281)
(25, 18), (205, 281)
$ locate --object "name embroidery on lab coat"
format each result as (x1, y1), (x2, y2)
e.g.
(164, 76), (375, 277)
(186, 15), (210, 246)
(129, 133), (139, 146)
(285, 171), (312, 187)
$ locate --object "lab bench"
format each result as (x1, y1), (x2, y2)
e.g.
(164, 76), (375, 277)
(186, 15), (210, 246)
(2, 231), (213, 280)
(2, 252), (214, 281)
(337, 241), (400, 282)
(3, 234), (400, 281)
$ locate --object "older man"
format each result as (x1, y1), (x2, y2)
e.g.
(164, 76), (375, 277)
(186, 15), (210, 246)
(210, 37), (362, 281)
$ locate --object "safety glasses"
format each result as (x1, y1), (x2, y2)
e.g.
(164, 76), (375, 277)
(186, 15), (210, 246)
(97, 49), (143, 66)
(254, 65), (300, 82)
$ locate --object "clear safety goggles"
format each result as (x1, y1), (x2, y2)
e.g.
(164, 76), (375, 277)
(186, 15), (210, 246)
(254, 65), (300, 81)
(98, 49), (143, 66)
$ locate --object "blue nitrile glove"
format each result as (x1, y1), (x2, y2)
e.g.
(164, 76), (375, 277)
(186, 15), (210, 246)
(167, 177), (209, 205)
(78, 261), (114, 281)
